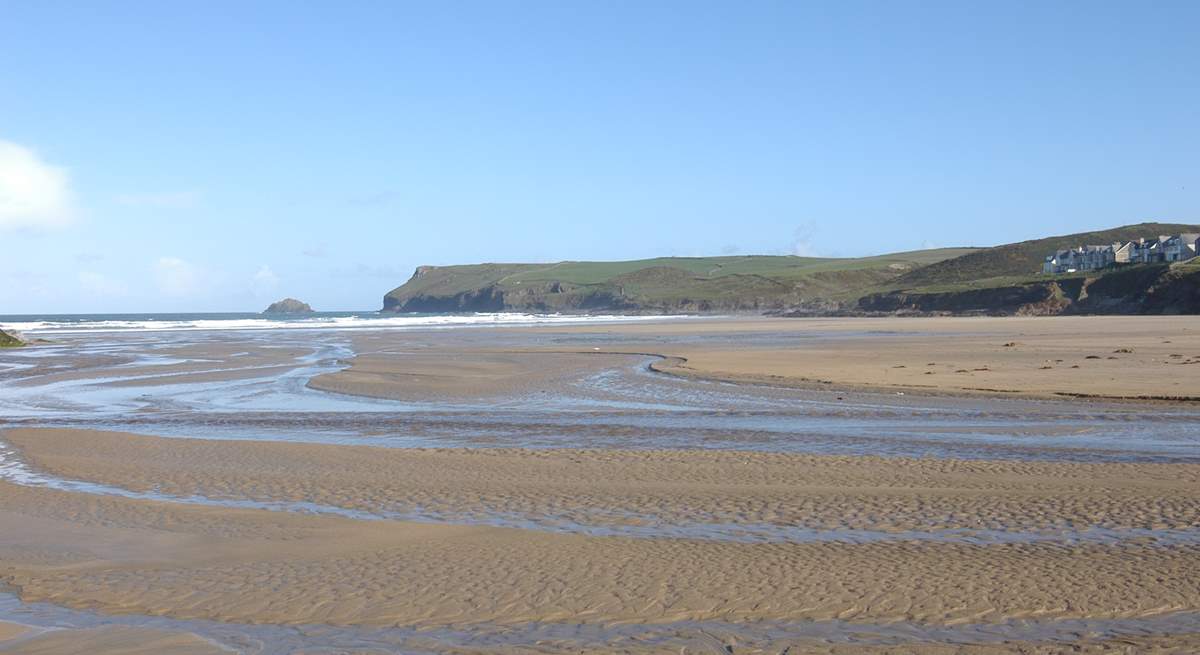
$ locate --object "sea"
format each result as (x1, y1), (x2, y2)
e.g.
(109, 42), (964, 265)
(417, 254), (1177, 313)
(0, 311), (676, 336)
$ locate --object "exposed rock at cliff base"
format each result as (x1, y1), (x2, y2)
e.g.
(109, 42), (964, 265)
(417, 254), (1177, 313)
(0, 329), (26, 347)
(857, 263), (1200, 316)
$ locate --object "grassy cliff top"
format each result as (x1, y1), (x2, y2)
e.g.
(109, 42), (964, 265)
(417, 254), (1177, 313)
(387, 249), (978, 304)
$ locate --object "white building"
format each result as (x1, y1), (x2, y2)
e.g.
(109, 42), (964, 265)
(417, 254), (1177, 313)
(1043, 233), (1198, 274)
(1164, 233), (1200, 262)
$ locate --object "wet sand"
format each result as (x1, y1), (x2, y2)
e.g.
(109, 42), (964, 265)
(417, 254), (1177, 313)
(0, 428), (1198, 643)
(1, 477), (1198, 630)
(0, 625), (226, 655)
(308, 350), (624, 400)
(1, 316), (1199, 652)
(8, 428), (1200, 537)
(0, 624), (28, 642)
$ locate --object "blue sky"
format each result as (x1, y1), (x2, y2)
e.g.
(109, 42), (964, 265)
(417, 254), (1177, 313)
(2, 1), (1197, 312)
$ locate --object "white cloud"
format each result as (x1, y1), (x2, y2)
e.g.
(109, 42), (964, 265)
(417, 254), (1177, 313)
(78, 271), (128, 297)
(0, 139), (75, 232)
(252, 264), (279, 295)
(114, 191), (200, 208)
(155, 257), (202, 296)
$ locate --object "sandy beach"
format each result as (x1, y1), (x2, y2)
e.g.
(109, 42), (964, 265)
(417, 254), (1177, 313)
(647, 316), (1200, 401)
(1, 316), (1199, 652)
(305, 316), (1200, 402)
(1, 473), (1198, 627)
(8, 428), (1200, 535)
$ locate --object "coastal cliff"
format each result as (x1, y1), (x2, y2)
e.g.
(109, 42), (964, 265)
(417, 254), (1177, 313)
(381, 223), (1200, 316)
(381, 250), (976, 314)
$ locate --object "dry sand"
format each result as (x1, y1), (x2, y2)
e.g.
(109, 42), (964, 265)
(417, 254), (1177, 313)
(646, 316), (1200, 401)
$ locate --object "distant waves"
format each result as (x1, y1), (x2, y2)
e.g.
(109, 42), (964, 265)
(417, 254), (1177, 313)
(0, 312), (687, 335)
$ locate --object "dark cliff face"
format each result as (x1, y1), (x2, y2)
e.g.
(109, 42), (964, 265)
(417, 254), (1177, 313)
(858, 283), (1067, 315)
(383, 282), (636, 313)
(858, 265), (1200, 316)
(383, 286), (507, 313)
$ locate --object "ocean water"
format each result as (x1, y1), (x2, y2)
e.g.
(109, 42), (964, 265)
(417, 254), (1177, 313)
(0, 311), (681, 335)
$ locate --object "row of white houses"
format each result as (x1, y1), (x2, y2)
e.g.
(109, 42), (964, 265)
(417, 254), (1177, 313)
(1043, 234), (1200, 274)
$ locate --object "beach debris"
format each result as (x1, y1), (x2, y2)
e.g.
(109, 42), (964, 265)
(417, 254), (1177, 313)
(1113, 348), (1134, 354)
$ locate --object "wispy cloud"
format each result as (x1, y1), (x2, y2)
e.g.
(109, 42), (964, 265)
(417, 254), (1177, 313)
(252, 264), (280, 296)
(0, 139), (75, 232)
(302, 245), (328, 258)
(333, 263), (407, 279)
(154, 257), (202, 296)
(114, 191), (200, 209)
(78, 271), (128, 296)
(74, 252), (105, 264)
